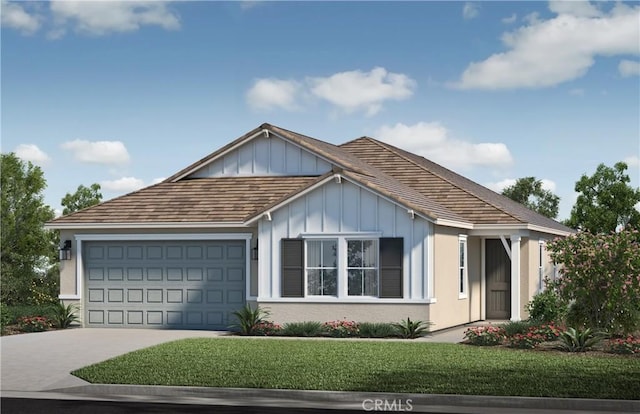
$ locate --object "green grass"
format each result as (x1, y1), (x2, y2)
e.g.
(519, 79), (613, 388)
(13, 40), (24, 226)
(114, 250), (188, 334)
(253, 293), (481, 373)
(72, 338), (640, 399)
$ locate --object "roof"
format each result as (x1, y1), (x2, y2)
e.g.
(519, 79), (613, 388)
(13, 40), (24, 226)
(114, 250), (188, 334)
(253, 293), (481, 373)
(48, 123), (574, 234)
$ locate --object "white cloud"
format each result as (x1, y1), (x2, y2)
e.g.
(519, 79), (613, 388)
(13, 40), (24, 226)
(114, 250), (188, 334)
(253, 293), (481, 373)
(246, 78), (301, 111)
(619, 60), (640, 77)
(247, 67), (416, 116)
(462, 2), (480, 20)
(14, 144), (50, 166)
(375, 122), (513, 170)
(61, 139), (130, 165)
(151, 177), (166, 185)
(569, 88), (585, 96)
(502, 13), (517, 24)
(308, 67), (416, 116)
(454, 2), (640, 89)
(486, 178), (556, 193)
(100, 176), (145, 193)
(1, 0), (40, 34)
(624, 155), (640, 167)
(49, 1), (180, 37)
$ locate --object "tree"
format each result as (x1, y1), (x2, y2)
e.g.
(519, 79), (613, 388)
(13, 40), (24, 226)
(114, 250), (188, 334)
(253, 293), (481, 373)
(61, 183), (102, 215)
(1, 153), (56, 305)
(501, 177), (560, 219)
(566, 162), (640, 233)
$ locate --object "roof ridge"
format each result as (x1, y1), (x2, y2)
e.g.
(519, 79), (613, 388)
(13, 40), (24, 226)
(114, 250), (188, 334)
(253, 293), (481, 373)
(347, 137), (527, 224)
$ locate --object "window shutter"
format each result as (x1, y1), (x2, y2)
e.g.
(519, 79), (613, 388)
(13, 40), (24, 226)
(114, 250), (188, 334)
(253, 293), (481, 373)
(379, 238), (403, 298)
(281, 239), (304, 297)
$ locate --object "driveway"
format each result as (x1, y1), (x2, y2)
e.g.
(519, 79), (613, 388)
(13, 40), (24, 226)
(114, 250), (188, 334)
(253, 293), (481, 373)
(0, 328), (225, 392)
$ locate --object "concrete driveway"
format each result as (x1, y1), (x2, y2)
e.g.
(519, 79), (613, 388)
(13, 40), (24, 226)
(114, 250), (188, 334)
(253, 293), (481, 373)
(0, 328), (224, 392)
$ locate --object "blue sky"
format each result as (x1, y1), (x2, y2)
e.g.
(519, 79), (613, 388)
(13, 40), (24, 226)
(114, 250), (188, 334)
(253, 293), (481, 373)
(2, 0), (639, 221)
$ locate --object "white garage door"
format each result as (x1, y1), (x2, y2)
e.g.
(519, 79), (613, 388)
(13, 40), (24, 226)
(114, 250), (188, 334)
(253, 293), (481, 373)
(84, 240), (246, 329)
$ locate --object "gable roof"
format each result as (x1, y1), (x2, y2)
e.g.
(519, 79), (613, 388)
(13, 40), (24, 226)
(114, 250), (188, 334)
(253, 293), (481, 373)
(48, 123), (574, 234)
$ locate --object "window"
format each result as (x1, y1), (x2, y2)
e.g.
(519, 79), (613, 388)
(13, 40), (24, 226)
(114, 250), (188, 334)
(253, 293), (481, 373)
(306, 240), (337, 296)
(459, 236), (467, 298)
(538, 240), (545, 292)
(347, 240), (378, 296)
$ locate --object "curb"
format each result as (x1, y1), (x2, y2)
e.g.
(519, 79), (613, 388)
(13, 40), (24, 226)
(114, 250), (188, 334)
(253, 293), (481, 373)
(33, 384), (640, 412)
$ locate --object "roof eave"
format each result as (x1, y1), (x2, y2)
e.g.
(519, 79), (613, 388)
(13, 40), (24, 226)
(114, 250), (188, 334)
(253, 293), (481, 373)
(45, 221), (249, 230)
(470, 223), (575, 237)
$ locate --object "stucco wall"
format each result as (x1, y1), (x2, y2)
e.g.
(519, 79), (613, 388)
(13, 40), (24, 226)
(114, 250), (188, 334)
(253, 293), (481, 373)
(428, 225), (472, 330)
(258, 302), (430, 325)
(467, 236), (482, 322)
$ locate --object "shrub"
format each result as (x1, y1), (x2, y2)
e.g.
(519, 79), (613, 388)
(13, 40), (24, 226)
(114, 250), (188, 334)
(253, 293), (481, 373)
(605, 336), (640, 355)
(526, 285), (567, 324)
(499, 320), (533, 336)
(49, 301), (79, 329)
(506, 332), (546, 349)
(252, 321), (282, 336)
(547, 230), (640, 335)
(0, 303), (12, 334)
(393, 318), (432, 339)
(281, 321), (325, 337)
(558, 327), (606, 352)
(229, 304), (271, 335)
(528, 323), (562, 341)
(6, 304), (55, 322)
(464, 326), (506, 346)
(17, 316), (51, 332)
(323, 320), (359, 338)
(359, 322), (399, 338)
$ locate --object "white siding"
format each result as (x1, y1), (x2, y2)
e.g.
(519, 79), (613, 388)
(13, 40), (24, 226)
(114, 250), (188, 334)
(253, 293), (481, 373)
(257, 180), (432, 301)
(189, 136), (332, 177)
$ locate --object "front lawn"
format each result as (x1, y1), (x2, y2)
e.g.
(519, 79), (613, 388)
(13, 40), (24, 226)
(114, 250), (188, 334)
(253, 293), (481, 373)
(72, 338), (640, 399)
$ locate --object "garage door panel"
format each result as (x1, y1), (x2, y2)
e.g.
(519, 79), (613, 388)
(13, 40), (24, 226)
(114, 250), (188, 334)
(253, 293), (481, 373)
(85, 240), (246, 329)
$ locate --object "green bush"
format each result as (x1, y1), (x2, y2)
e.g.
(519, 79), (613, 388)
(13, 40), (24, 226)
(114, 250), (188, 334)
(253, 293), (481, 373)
(323, 320), (360, 338)
(5, 304), (55, 323)
(358, 322), (398, 338)
(498, 320), (533, 336)
(281, 321), (324, 337)
(393, 318), (432, 339)
(558, 327), (607, 352)
(0, 303), (12, 334)
(49, 301), (80, 329)
(526, 285), (567, 324)
(229, 304), (271, 335)
(17, 315), (51, 332)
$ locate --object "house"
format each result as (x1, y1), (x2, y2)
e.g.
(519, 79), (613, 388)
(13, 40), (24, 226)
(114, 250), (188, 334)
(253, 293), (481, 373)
(46, 123), (573, 331)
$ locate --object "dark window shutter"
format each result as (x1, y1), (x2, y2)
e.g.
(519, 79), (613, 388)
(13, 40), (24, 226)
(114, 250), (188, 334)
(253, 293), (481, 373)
(379, 238), (403, 298)
(281, 239), (304, 297)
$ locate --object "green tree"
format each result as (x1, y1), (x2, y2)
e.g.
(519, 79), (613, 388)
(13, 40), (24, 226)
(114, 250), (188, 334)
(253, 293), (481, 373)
(1, 153), (56, 305)
(61, 183), (102, 215)
(566, 162), (640, 233)
(501, 177), (560, 219)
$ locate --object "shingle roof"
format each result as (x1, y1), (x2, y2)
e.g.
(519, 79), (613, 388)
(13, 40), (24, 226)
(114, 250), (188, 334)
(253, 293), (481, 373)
(339, 137), (573, 233)
(48, 123), (574, 234)
(49, 176), (319, 224)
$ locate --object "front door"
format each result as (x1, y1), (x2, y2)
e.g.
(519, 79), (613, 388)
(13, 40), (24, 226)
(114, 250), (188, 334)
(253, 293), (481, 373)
(486, 239), (511, 319)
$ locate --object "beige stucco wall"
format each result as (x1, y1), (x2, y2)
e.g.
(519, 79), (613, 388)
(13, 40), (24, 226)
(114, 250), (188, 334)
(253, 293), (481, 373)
(428, 225), (474, 330)
(467, 236), (482, 322)
(257, 302), (430, 325)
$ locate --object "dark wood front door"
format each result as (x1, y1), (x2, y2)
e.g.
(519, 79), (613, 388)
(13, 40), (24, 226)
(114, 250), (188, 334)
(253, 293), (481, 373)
(486, 239), (511, 319)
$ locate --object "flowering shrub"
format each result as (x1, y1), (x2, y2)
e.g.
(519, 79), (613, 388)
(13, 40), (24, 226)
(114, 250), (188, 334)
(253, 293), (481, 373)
(506, 332), (546, 349)
(547, 230), (640, 335)
(605, 336), (640, 354)
(323, 320), (360, 338)
(464, 326), (506, 346)
(528, 323), (562, 341)
(17, 316), (51, 332)
(252, 321), (282, 336)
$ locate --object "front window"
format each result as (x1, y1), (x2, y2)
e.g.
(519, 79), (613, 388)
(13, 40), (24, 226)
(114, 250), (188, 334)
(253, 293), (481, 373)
(459, 236), (467, 298)
(538, 240), (545, 292)
(347, 239), (378, 296)
(306, 240), (337, 296)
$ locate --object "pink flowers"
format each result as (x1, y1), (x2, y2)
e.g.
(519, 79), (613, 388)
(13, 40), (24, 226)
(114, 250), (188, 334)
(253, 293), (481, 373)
(606, 336), (640, 354)
(17, 316), (51, 332)
(463, 326), (506, 346)
(323, 320), (360, 337)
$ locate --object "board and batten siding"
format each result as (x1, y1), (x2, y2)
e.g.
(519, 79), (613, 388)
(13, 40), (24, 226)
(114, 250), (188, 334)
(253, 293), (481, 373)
(257, 180), (433, 301)
(189, 135), (333, 178)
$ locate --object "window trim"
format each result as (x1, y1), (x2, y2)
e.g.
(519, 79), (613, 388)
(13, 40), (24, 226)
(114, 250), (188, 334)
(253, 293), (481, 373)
(458, 235), (468, 299)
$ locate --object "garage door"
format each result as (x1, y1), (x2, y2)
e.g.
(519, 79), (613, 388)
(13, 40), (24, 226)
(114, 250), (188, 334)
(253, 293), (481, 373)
(84, 240), (246, 329)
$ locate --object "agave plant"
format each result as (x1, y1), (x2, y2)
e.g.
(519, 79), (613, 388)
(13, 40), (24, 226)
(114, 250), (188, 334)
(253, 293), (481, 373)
(558, 327), (607, 352)
(393, 318), (433, 339)
(50, 301), (80, 329)
(229, 304), (271, 335)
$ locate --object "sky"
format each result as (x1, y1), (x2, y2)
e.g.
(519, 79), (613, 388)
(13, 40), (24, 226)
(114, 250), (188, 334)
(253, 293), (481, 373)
(2, 0), (639, 221)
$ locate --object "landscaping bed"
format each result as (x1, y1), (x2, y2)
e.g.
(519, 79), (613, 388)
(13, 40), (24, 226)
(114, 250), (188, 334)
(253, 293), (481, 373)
(72, 337), (640, 399)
